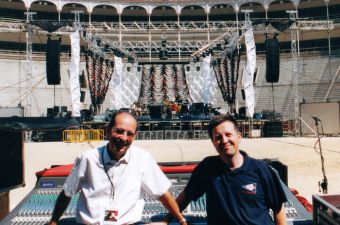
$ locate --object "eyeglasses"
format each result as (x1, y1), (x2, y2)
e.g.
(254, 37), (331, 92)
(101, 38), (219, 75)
(111, 128), (136, 138)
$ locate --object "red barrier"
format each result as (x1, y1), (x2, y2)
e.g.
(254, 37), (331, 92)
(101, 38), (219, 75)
(36, 163), (198, 178)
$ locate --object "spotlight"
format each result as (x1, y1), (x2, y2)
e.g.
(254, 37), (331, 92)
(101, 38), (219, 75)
(159, 49), (168, 60)
(186, 66), (190, 72)
(128, 56), (134, 63)
(161, 39), (167, 48)
(196, 66), (200, 71)
(137, 66), (141, 72)
(127, 67), (131, 72)
(216, 43), (222, 50)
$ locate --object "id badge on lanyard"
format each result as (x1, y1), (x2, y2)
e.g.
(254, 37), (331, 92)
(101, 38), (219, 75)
(104, 193), (119, 224)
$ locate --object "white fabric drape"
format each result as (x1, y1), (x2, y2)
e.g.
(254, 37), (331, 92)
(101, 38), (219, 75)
(202, 54), (213, 104)
(111, 56), (123, 110)
(242, 25), (256, 117)
(69, 30), (81, 116)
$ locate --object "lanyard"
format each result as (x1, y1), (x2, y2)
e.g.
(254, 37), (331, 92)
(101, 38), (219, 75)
(101, 149), (116, 199)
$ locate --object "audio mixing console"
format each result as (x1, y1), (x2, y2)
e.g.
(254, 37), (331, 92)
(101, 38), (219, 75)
(0, 165), (313, 225)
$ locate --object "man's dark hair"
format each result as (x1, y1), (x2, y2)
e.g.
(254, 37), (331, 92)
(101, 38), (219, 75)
(207, 114), (239, 139)
(108, 109), (138, 131)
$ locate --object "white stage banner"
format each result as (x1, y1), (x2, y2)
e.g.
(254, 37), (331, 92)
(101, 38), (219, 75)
(202, 54), (213, 104)
(69, 30), (81, 116)
(111, 56), (123, 110)
(242, 26), (256, 117)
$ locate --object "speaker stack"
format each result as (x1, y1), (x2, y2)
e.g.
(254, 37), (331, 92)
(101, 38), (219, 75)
(265, 37), (280, 83)
(46, 36), (61, 85)
(263, 121), (283, 137)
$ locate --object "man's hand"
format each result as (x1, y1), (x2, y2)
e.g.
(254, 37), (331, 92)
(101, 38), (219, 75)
(47, 221), (57, 225)
(145, 222), (168, 225)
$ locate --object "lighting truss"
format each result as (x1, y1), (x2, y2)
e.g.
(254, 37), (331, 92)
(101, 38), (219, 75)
(0, 19), (334, 61)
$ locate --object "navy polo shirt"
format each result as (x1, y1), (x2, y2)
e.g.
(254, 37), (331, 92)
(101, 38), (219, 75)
(184, 151), (287, 225)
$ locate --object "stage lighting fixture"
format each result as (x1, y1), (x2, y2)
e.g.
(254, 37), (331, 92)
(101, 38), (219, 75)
(186, 66), (190, 72)
(96, 39), (101, 46)
(216, 43), (222, 50)
(159, 49), (168, 60)
(137, 66), (141, 72)
(127, 67), (131, 72)
(193, 56), (200, 63)
(196, 66), (200, 71)
(128, 56), (134, 63)
(202, 52), (206, 58)
(161, 39), (167, 48)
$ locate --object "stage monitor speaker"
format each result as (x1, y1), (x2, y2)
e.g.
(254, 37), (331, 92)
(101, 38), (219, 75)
(263, 121), (283, 137)
(191, 102), (204, 113)
(46, 37), (61, 85)
(265, 37), (280, 83)
(148, 105), (162, 120)
(0, 128), (24, 192)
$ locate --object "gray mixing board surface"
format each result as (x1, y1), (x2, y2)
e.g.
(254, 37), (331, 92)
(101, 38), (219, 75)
(1, 172), (312, 225)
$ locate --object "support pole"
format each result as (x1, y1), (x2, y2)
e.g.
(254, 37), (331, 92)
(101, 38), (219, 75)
(24, 11), (36, 116)
(287, 10), (300, 136)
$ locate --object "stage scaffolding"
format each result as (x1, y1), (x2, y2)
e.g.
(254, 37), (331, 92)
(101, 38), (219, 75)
(0, 17), (334, 135)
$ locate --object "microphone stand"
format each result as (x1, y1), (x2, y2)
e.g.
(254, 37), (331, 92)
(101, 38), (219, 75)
(313, 117), (328, 194)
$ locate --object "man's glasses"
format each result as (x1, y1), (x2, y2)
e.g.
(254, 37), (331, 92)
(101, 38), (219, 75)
(111, 128), (136, 138)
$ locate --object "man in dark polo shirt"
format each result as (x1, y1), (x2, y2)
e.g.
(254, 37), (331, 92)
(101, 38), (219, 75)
(167, 114), (287, 225)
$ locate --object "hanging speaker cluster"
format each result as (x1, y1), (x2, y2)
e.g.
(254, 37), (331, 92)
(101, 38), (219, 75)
(46, 36), (61, 85)
(265, 36), (280, 83)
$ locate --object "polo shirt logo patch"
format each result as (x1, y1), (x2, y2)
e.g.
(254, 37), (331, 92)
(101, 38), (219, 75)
(241, 183), (257, 194)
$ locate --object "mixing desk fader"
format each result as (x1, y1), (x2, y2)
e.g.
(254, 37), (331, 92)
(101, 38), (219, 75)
(0, 165), (313, 225)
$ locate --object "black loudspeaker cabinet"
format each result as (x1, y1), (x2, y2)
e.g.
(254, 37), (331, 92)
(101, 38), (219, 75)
(80, 91), (86, 103)
(148, 105), (162, 120)
(46, 38), (61, 85)
(265, 37), (280, 83)
(238, 107), (247, 119)
(0, 128), (24, 192)
(263, 121), (283, 137)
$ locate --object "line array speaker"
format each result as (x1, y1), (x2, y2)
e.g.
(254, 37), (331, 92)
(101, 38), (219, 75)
(265, 37), (280, 83)
(46, 37), (61, 85)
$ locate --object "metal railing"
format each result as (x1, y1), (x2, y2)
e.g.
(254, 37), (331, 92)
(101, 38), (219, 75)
(62, 129), (105, 142)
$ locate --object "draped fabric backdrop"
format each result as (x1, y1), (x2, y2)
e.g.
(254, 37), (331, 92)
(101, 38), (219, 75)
(242, 25), (256, 117)
(202, 54), (213, 104)
(85, 51), (114, 114)
(111, 56), (123, 110)
(138, 64), (192, 105)
(212, 49), (240, 110)
(69, 30), (81, 116)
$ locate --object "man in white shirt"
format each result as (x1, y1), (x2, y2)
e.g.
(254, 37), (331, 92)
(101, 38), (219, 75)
(48, 110), (187, 225)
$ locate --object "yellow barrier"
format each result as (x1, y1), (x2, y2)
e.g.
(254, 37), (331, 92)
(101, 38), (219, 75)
(63, 129), (105, 143)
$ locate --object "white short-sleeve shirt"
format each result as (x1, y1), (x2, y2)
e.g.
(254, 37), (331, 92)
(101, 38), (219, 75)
(63, 145), (171, 225)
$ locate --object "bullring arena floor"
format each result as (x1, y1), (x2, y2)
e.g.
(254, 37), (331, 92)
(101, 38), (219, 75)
(9, 137), (340, 211)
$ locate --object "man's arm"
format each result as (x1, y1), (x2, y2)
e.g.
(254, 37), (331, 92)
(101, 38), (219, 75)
(159, 191), (188, 225)
(274, 205), (287, 225)
(48, 190), (72, 225)
(160, 191), (192, 225)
